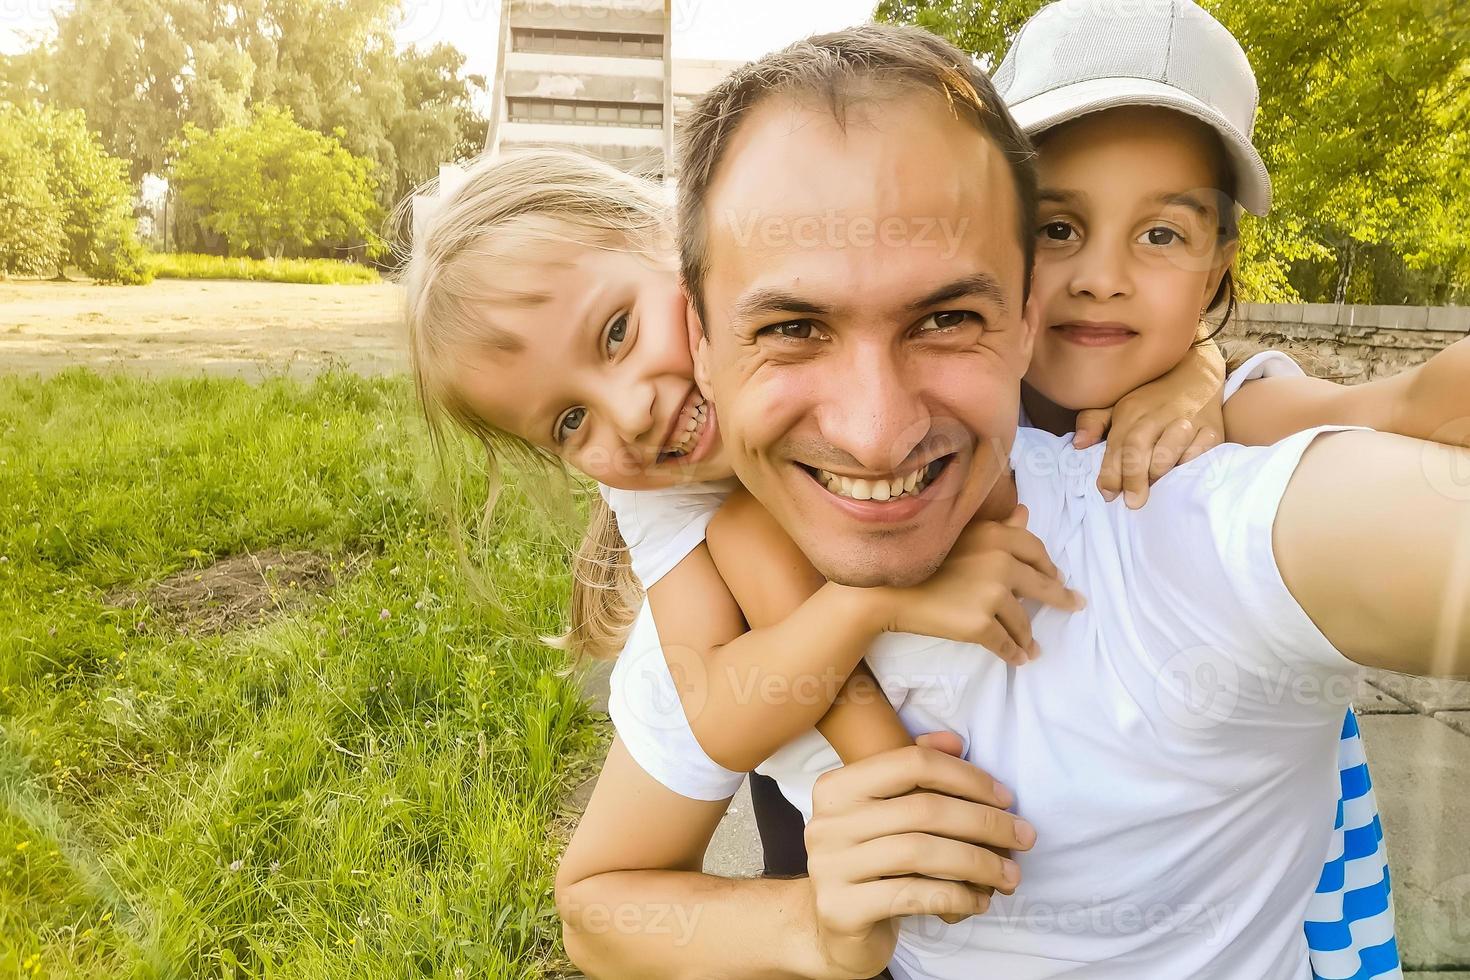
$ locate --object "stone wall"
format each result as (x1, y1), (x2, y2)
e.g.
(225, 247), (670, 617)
(1221, 303), (1470, 384)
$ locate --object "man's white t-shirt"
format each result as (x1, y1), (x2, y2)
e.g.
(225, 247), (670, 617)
(605, 354), (1358, 979)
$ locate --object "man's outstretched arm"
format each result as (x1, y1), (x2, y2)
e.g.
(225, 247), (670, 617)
(1276, 430), (1470, 676)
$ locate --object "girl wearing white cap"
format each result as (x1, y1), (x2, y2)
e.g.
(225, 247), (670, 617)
(994, 1), (1464, 976)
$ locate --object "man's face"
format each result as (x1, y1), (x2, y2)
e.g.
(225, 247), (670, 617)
(695, 92), (1033, 587)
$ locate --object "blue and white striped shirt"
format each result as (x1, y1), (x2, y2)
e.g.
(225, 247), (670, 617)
(1307, 709), (1401, 979)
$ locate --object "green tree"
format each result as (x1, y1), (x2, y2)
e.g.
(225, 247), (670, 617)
(0, 103), (148, 283)
(874, 0), (1470, 305)
(0, 125), (66, 278)
(169, 105), (383, 259)
(6, 104), (150, 284)
(0, 0), (487, 207)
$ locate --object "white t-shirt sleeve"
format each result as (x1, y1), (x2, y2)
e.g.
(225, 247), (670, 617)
(1222, 350), (1306, 403)
(599, 481), (732, 588)
(1132, 426), (1363, 684)
(606, 601), (746, 801)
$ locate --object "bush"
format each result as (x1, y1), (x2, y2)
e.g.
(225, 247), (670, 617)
(1, 102), (150, 284)
(142, 252), (380, 285)
(169, 106), (383, 261)
(0, 124), (66, 277)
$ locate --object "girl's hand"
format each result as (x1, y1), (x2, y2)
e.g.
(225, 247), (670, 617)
(1074, 340), (1226, 508)
(876, 506), (1084, 665)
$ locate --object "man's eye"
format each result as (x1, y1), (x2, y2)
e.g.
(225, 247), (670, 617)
(920, 311), (979, 332)
(1141, 227), (1181, 246)
(761, 320), (821, 340)
(556, 407), (587, 443)
(1039, 220), (1077, 242)
(606, 314), (629, 356)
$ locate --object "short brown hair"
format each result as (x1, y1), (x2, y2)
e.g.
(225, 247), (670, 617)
(676, 23), (1038, 321)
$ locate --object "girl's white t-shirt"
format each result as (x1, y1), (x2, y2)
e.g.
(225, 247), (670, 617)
(604, 352), (1359, 980)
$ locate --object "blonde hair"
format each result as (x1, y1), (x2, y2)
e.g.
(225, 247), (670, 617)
(396, 148), (670, 662)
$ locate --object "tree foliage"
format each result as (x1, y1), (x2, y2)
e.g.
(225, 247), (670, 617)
(168, 106), (383, 260)
(0, 124), (66, 278)
(0, 0), (486, 209)
(875, 0), (1470, 304)
(0, 103), (148, 283)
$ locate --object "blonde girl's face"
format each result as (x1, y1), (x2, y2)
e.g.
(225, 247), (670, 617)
(1025, 106), (1238, 412)
(454, 241), (730, 490)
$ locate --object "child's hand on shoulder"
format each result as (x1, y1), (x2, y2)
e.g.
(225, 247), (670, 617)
(876, 506), (1085, 665)
(1074, 349), (1226, 508)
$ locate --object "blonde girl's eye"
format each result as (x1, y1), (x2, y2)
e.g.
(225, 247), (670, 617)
(555, 407), (587, 444)
(1140, 226), (1183, 247)
(605, 313), (629, 357)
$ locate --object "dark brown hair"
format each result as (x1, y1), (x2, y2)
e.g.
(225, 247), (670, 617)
(675, 23), (1039, 321)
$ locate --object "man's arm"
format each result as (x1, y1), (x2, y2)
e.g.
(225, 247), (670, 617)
(1227, 337), (1470, 448)
(557, 739), (825, 979)
(1275, 429), (1470, 675)
(556, 738), (1030, 979)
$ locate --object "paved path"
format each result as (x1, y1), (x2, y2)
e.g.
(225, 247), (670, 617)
(575, 660), (1470, 971)
(0, 279), (407, 378)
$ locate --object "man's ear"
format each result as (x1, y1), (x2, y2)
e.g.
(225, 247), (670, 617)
(686, 297), (715, 397)
(694, 333), (714, 400)
(1019, 290), (1044, 363)
(684, 294), (703, 356)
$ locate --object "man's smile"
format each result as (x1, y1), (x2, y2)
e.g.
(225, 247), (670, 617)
(795, 453), (961, 524)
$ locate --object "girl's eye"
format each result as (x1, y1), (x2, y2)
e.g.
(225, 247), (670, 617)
(1039, 220), (1077, 242)
(556, 407), (587, 444)
(605, 314), (629, 357)
(761, 320), (823, 341)
(1141, 227), (1181, 246)
(920, 310), (980, 332)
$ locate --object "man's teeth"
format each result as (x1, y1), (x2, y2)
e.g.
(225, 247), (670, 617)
(817, 463), (934, 501)
(664, 395), (708, 458)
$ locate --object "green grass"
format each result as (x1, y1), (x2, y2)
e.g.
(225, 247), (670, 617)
(142, 253), (381, 285)
(0, 370), (601, 978)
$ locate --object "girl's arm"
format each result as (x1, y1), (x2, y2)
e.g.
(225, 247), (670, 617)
(1225, 337), (1470, 448)
(647, 492), (1079, 773)
(1074, 331), (1227, 508)
(645, 536), (908, 770)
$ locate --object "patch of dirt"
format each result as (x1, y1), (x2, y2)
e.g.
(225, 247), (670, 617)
(0, 278), (406, 379)
(113, 548), (363, 635)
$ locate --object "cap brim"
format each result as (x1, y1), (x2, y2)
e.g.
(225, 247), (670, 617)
(1008, 76), (1272, 216)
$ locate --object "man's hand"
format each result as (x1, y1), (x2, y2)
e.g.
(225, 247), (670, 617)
(803, 738), (1036, 979)
(877, 506), (1084, 665)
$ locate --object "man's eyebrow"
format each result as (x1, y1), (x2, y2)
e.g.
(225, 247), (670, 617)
(730, 288), (830, 324)
(908, 274), (1008, 315)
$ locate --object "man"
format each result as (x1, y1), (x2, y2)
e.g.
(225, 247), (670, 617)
(556, 23), (1470, 979)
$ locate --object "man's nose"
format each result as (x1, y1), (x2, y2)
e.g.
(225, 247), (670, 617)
(1070, 239), (1132, 301)
(815, 344), (928, 473)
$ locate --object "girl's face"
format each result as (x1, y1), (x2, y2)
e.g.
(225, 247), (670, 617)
(454, 242), (730, 490)
(1025, 106), (1238, 411)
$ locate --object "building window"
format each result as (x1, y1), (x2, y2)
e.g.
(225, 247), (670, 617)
(511, 28), (663, 58)
(507, 97), (664, 129)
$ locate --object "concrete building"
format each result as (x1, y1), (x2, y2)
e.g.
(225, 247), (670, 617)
(484, 0), (673, 176)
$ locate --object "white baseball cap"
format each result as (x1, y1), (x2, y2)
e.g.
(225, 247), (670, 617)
(994, 0), (1272, 215)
